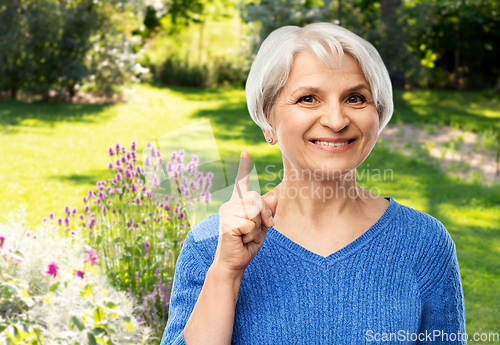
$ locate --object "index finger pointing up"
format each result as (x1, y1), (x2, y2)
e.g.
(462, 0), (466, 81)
(232, 151), (252, 200)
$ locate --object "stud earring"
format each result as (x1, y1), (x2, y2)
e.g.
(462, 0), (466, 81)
(267, 138), (273, 143)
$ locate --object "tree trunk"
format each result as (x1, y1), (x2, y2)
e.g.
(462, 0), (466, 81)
(380, 0), (405, 88)
(10, 78), (17, 100)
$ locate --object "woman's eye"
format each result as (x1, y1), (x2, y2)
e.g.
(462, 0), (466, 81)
(298, 95), (315, 104)
(347, 94), (365, 104)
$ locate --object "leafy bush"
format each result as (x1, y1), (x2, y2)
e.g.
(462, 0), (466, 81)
(43, 141), (213, 340)
(0, 0), (147, 100)
(0, 210), (141, 344)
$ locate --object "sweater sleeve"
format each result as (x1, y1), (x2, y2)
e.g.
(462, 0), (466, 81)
(160, 230), (211, 345)
(416, 220), (466, 344)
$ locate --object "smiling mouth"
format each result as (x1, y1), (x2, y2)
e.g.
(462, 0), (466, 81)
(311, 139), (355, 147)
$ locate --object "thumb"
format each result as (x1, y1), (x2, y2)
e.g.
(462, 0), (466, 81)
(264, 195), (278, 218)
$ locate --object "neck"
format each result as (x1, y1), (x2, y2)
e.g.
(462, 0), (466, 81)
(271, 164), (370, 229)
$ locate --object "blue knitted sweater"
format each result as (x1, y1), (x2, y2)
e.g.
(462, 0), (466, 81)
(161, 197), (466, 344)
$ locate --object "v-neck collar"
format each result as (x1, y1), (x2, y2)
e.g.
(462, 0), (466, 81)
(265, 197), (399, 267)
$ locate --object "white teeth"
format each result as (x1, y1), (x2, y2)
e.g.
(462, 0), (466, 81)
(313, 140), (350, 147)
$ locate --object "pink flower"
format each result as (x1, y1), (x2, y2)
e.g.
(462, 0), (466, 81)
(85, 249), (99, 265)
(83, 197), (88, 203)
(49, 213), (55, 219)
(46, 262), (58, 278)
(131, 141), (137, 150)
(116, 173), (123, 181)
(115, 143), (121, 152)
(109, 147), (115, 156)
(84, 205), (90, 213)
(76, 270), (85, 279)
(0, 236), (5, 248)
(79, 214), (85, 220)
(64, 217), (70, 226)
(144, 241), (150, 253)
(57, 217), (63, 225)
(64, 206), (70, 214)
(108, 162), (114, 169)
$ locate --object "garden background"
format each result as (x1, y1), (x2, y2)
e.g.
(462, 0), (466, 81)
(0, 0), (499, 343)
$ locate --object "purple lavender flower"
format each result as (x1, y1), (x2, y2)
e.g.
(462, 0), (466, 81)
(115, 143), (121, 152)
(57, 217), (63, 225)
(121, 156), (127, 163)
(116, 159), (121, 166)
(42, 217), (47, 223)
(88, 190), (96, 199)
(72, 208), (77, 216)
(83, 196), (88, 203)
(130, 183), (138, 193)
(108, 162), (113, 169)
(144, 241), (150, 253)
(97, 191), (107, 200)
(49, 213), (55, 220)
(135, 197), (141, 205)
(64, 217), (70, 226)
(76, 270), (85, 279)
(64, 206), (70, 214)
(136, 166), (142, 174)
(116, 172), (123, 181)
(79, 214), (85, 220)
(131, 141), (137, 150)
(109, 147), (115, 156)
(125, 169), (132, 179)
(121, 146), (126, 154)
(0, 236), (4, 248)
(84, 204), (90, 213)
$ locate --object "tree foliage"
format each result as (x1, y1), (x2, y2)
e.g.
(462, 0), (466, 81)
(0, 0), (145, 100)
(241, 0), (500, 90)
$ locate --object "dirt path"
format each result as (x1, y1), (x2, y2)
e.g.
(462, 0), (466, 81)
(379, 124), (500, 184)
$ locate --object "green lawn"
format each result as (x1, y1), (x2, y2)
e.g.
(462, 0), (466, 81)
(0, 84), (499, 339)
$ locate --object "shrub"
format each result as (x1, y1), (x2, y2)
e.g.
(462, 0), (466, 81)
(44, 141), (213, 340)
(0, 210), (140, 344)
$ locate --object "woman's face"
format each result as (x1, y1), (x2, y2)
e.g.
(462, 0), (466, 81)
(270, 50), (379, 179)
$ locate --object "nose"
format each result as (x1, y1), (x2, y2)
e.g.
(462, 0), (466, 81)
(318, 103), (350, 132)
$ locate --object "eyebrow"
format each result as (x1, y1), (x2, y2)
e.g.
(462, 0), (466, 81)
(291, 84), (372, 96)
(291, 86), (321, 95)
(345, 84), (372, 94)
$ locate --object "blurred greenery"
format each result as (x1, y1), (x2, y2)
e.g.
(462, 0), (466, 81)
(0, 84), (498, 336)
(0, 0), (145, 99)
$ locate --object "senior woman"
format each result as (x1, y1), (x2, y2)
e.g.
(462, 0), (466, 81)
(161, 23), (466, 344)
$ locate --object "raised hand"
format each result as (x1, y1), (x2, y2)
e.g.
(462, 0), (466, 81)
(213, 151), (278, 278)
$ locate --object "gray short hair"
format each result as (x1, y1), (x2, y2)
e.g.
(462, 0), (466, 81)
(245, 23), (393, 134)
